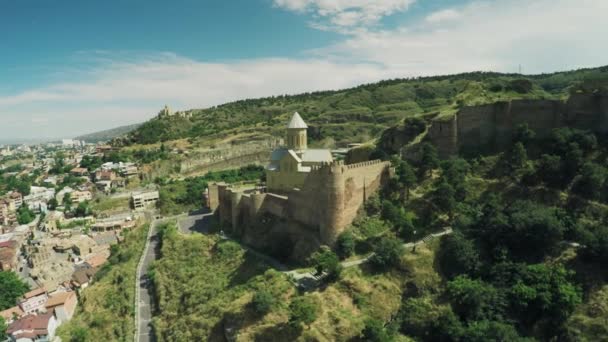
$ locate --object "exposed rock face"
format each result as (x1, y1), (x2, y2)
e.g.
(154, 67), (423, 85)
(428, 93), (608, 157)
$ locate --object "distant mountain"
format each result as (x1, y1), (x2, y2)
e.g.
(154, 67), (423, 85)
(121, 66), (608, 147)
(75, 123), (142, 143)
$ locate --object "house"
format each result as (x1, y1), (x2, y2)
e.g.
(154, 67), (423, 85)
(70, 190), (92, 204)
(0, 306), (25, 324)
(95, 180), (112, 193)
(45, 291), (77, 323)
(132, 190), (159, 210)
(0, 199), (18, 227)
(0, 240), (19, 271)
(95, 170), (116, 181)
(7, 311), (58, 342)
(70, 167), (89, 177)
(7, 192), (23, 209)
(18, 288), (48, 314)
(71, 266), (96, 289)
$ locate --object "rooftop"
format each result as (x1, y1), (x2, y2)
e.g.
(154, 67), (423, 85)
(287, 112), (308, 129)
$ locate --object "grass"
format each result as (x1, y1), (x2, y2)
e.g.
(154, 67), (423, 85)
(90, 196), (130, 213)
(57, 222), (149, 341)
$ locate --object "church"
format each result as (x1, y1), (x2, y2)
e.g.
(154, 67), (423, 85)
(266, 112), (333, 193)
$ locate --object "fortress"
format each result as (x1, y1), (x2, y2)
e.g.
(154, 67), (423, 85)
(208, 113), (392, 259)
(428, 92), (608, 157)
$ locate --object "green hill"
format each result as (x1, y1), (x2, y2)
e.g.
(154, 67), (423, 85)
(120, 66), (608, 147)
(76, 123), (141, 143)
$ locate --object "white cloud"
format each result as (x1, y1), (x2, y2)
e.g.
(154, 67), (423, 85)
(2, 0), (607, 141)
(318, 0), (608, 75)
(425, 9), (461, 23)
(274, 0), (415, 31)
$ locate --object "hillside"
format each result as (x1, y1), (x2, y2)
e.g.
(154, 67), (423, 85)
(119, 66), (608, 148)
(76, 123), (141, 143)
(147, 124), (608, 341)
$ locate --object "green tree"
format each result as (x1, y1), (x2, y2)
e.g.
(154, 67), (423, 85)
(396, 160), (417, 201)
(460, 320), (528, 342)
(361, 318), (392, 342)
(48, 198), (59, 210)
(0, 271), (29, 310)
(252, 289), (275, 315)
(446, 276), (505, 322)
(537, 154), (563, 188)
(289, 296), (318, 326)
(419, 143), (439, 178)
(572, 162), (606, 200)
(336, 231), (356, 259)
(0, 316), (6, 341)
(17, 206), (35, 225)
(508, 264), (582, 329)
(514, 123), (536, 146)
(370, 236), (404, 270)
(433, 179), (456, 220)
(310, 247), (342, 281)
(508, 142), (527, 172)
(74, 201), (92, 217)
(438, 232), (480, 279)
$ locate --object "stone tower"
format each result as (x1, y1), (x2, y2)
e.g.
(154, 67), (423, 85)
(286, 112), (308, 151)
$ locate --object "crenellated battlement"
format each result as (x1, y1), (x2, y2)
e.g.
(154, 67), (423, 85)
(345, 159), (389, 170)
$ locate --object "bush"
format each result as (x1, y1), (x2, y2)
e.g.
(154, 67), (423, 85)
(252, 289), (275, 315)
(289, 296), (318, 326)
(370, 236), (404, 270)
(336, 231), (356, 259)
(310, 247), (342, 281)
(361, 318), (392, 342)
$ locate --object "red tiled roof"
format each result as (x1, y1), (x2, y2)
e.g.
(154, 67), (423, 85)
(22, 287), (46, 299)
(0, 306), (24, 321)
(45, 291), (75, 308)
(7, 311), (53, 335)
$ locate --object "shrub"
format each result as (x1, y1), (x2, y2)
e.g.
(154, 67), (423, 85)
(289, 296), (318, 326)
(252, 289), (275, 315)
(370, 236), (404, 270)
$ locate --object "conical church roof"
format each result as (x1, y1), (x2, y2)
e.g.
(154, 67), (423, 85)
(287, 112), (308, 129)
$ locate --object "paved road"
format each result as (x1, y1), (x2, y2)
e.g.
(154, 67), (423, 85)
(135, 214), (182, 342)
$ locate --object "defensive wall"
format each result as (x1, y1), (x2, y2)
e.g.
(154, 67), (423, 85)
(428, 93), (608, 157)
(208, 159), (392, 260)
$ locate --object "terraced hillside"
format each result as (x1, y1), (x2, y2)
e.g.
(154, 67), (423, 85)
(119, 66), (608, 148)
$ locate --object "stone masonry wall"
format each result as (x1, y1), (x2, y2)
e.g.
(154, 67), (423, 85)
(429, 93), (608, 157)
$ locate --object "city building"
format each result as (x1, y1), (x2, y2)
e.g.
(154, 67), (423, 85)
(132, 190), (159, 210)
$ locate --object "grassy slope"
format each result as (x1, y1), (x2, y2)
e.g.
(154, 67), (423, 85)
(149, 222), (443, 341)
(123, 66), (608, 148)
(57, 222), (149, 342)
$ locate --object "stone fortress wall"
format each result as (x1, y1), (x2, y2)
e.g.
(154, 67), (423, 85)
(428, 93), (608, 157)
(208, 159), (392, 258)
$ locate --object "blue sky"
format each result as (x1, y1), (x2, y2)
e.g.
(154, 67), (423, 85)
(1, 0), (607, 142)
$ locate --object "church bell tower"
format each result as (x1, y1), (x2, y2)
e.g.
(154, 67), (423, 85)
(286, 112), (308, 151)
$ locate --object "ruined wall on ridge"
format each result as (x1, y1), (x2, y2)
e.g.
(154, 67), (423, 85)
(428, 93), (608, 157)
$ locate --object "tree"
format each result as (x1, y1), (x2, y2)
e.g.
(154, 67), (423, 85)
(0, 316), (6, 341)
(572, 162), (606, 200)
(507, 142), (527, 172)
(48, 198), (58, 210)
(446, 276), (505, 322)
(370, 236), (404, 270)
(17, 206), (35, 225)
(419, 143), (439, 178)
(75, 201), (92, 217)
(252, 289), (275, 315)
(361, 318), (392, 342)
(537, 154), (563, 188)
(397, 160), (417, 201)
(460, 320), (527, 342)
(508, 264), (582, 329)
(336, 231), (356, 259)
(433, 179), (456, 220)
(289, 296), (318, 326)
(438, 232), (480, 279)
(310, 247), (342, 281)
(0, 271), (29, 310)
(514, 123), (536, 146)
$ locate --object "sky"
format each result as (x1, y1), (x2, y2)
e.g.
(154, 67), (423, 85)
(1, 0), (607, 142)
